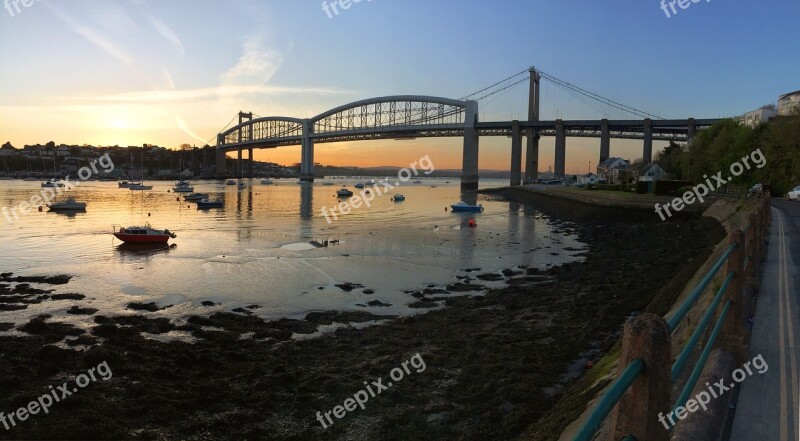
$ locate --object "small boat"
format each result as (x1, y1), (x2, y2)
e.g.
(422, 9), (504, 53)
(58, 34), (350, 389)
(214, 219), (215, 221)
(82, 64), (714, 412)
(41, 179), (64, 188)
(392, 194), (406, 202)
(226, 179), (237, 186)
(184, 193), (210, 201)
(238, 181), (247, 189)
(413, 180), (422, 184)
(118, 181), (132, 188)
(450, 201), (484, 213)
(197, 199), (224, 209)
(337, 187), (354, 197)
(367, 179), (376, 186)
(354, 183), (365, 189)
(47, 197), (87, 211)
(129, 183), (153, 191)
(173, 180), (194, 192)
(113, 223), (176, 244)
(260, 179), (274, 185)
(322, 181), (335, 186)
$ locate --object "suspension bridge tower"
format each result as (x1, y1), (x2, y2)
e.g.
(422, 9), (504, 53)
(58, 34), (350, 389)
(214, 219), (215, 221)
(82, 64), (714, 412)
(525, 68), (541, 182)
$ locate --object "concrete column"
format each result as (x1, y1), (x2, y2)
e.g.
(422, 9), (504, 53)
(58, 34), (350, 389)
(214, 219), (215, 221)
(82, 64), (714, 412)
(510, 120), (522, 186)
(687, 118), (696, 143)
(237, 148), (242, 178)
(247, 148), (253, 178)
(643, 118), (653, 165)
(191, 148), (197, 177)
(300, 119), (315, 182)
(461, 100), (480, 191)
(609, 313), (671, 441)
(600, 118), (610, 162)
(203, 148), (208, 174)
(215, 135), (226, 177)
(554, 119), (566, 178)
(525, 68), (540, 183)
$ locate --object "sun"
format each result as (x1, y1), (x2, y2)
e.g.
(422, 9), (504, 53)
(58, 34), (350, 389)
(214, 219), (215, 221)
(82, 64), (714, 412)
(110, 119), (128, 129)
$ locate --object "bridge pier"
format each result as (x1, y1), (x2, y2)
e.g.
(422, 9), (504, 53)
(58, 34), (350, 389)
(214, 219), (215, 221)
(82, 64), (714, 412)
(600, 118), (610, 162)
(461, 101), (480, 191)
(643, 118), (653, 164)
(554, 119), (566, 178)
(248, 148), (253, 178)
(300, 119), (315, 182)
(510, 121), (522, 186)
(237, 148), (243, 178)
(215, 135), (227, 177)
(524, 67), (541, 183)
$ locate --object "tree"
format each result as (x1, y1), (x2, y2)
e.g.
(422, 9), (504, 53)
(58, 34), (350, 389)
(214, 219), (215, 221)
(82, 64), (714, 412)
(179, 144), (192, 151)
(1, 142), (15, 150)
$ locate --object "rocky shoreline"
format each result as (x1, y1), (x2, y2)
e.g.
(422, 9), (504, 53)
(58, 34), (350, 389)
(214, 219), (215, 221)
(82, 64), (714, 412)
(0, 189), (724, 440)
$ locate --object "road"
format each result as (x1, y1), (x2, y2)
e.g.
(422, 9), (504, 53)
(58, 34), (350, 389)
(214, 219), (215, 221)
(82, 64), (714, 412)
(730, 199), (800, 441)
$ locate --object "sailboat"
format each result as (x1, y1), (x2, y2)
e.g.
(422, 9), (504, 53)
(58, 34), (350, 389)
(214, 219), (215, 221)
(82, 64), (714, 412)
(130, 148), (152, 190)
(41, 155), (64, 187)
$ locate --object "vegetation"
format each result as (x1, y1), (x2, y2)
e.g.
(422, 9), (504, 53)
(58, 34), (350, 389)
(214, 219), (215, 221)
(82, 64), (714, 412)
(655, 113), (800, 194)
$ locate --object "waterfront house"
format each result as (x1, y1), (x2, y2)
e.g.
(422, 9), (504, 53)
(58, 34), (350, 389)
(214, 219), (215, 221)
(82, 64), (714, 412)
(578, 173), (599, 185)
(631, 163), (666, 182)
(596, 157), (629, 180)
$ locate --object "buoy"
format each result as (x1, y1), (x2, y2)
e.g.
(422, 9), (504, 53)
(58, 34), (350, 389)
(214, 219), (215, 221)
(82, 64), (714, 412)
(38, 206), (43, 212)
(148, 213), (151, 217)
(445, 207), (448, 211)
(468, 219), (477, 228)
(176, 197), (180, 201)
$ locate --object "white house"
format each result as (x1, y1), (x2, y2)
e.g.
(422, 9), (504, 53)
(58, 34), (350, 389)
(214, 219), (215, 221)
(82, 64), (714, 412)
(779, 90), (800, 116)
(737, 106), (777, 127)
(596, 157), (629, 180)
(578, 173), (599, 185)
(637, 164), (666, 182)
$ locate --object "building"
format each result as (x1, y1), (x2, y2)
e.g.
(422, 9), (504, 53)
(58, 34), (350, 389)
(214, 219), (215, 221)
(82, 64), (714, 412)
(778, 90), (800, 116)
(578, 173), (599, 185)
(637, 163), (666, 182)
(737, 106), (777, 127)
(596, 157), (629, 180)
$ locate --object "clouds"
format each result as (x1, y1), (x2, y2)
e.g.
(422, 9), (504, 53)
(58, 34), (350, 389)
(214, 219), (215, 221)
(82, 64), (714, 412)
(220, 38), (283, 86)
(147, 16), (185, 57)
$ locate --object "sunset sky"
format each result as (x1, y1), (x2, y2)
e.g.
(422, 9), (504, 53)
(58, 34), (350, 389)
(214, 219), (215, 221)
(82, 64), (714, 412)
(1, 1), (798, 171)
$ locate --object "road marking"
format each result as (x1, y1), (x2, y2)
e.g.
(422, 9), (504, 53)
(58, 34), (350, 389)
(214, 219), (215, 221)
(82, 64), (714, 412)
(780, 212), (799, 441)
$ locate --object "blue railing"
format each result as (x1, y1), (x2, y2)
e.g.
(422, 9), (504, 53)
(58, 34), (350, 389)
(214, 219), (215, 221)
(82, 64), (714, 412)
(572, 239), (741, 441)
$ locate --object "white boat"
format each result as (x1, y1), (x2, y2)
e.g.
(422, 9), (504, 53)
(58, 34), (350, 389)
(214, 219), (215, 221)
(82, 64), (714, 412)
(337, 187), (354, 197)
(41, 179), (64, 188)
(118, 181), (132, 188)
(322, 181), (335, 186)
(113, 223), (176, 243)
(260, 179), (274, 185)
(47, 197), (86, 211)
(129, 183), (153, 191)
(226, 179), (237, 186)
(184, 193), (209, 201)
(173, 180), (194, 193)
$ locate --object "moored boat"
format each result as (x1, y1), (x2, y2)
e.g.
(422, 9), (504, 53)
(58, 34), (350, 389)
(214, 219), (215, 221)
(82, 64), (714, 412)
(173, 180), (194, 192)
(226, 179), (237, 185)
(260, 178), (274, 185)
(450, 201), (484, 213)
(337, 187), (354, 197)
(113, 223), (176, 243)
(47, 197), (87, 211)
(129, 183), (153, 191)
(392, 194), (406, 202)
(354, 183), (365, 189)
(41, 179), (64, 188)
(118, 181), (132, 188)
(184, 193), (210, 201)
(197, 199), (224, 209)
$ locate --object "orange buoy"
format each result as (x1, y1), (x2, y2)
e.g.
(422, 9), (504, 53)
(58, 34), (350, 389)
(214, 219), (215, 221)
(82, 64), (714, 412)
(468, 219), (477, 228)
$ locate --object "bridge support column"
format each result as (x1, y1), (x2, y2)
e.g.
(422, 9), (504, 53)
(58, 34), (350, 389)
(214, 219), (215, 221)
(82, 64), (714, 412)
(461, 100), (480, 191)
(600, 118), (610, 163)
(191, 148), (197, 177)
(203, 148), (208, 174)
(643, 118), (653, 165)
(554, 119), (566, 178)
(687, 117), (696, 143)
(215, 135), (227, 177)
(248, 148), (253, 178)
(300, 119), (315, 182)
(524, 67), (541, 183)
(510, 121), (522, 186)
(237, 148), (243, 178)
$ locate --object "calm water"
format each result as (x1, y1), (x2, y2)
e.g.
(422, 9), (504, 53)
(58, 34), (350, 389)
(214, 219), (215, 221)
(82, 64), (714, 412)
(0, 178), (585, 332)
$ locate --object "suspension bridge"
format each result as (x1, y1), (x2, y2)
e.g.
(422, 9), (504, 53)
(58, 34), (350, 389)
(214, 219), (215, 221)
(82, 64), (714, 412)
(214, 67), (724, 189)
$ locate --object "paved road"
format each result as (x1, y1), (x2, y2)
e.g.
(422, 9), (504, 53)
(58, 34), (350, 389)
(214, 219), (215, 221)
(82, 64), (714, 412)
(730, 199), (800, 441)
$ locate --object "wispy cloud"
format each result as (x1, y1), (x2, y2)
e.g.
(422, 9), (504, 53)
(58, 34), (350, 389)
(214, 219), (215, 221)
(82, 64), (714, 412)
(82, 84), (350, 104)
(43, 3), (135, 66)
(148, 16), (185, 56)
(177, 117), (208, 144)
(220, 38), (283, 86)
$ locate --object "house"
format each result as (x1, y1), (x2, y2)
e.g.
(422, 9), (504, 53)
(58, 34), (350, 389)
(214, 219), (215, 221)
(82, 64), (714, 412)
(778, 90), (800, 116)
(737, 106), (777, 127)
(630, 163), (666, 182)
(578, 173), (599, 185)
(596, 157), (629, 180)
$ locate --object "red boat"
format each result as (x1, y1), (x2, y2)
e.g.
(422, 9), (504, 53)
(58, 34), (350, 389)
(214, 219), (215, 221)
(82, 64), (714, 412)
(112, 224), (176, 244)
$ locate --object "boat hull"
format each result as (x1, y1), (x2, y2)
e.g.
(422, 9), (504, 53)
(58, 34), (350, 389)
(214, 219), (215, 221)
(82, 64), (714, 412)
(113, 233), (170, 243)
(450, 205), (483, 213)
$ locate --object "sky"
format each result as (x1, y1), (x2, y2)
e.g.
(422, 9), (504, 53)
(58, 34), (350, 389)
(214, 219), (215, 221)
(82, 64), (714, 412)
(1, 0), (798, 172)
